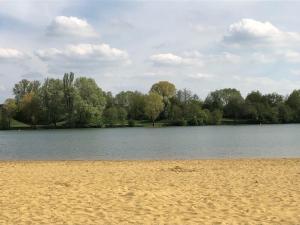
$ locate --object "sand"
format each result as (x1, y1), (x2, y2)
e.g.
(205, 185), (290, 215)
(0, 159), (299, 225)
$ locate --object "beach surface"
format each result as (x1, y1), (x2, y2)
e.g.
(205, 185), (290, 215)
(0, 159), (299, 225)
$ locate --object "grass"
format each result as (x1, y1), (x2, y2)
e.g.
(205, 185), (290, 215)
(10, 119), (30, 128)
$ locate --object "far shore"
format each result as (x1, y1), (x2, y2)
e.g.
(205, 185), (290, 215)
(0, 158), (299, 224)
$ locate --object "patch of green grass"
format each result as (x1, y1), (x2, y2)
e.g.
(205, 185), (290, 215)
(10, 119), (30, 128)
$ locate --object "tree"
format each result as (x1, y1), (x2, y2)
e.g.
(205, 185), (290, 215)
(144, 92), (164, 126)
(40, 78), (64, 127)
(209, 109), (223, 125)
(2, 99), (17, 128)
(103, 106), (119, 126)
(150, 81), (176, 99)
(263, 93), (284, 107)
(286, 90), (300, 122)
(278, 103), (293, 123)
(127, 91), (146, 120)
(19, 92), (41, 126)
(73, 77), (106, 125)
(63, 72), (76, 126)
(150, 81), (176, 119)
(103, 106), (128, 126)
(204, 88), (243, 112)
(115, 91), (146, 120)
(13, 79), (40, 105)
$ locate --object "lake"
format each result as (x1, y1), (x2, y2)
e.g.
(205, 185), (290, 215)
(0, 125), (300, 160)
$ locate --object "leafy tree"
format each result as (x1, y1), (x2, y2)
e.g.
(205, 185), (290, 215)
(63, 72), (76, 126)
(115, 91), (146, 120)
(263, 93), (284, 107)
(144, 92), (164, 126)
(19, 92), (41, 126)
(13, 79), (40, 105)
(40, 78), (64, 127)
(117, 107), (128, 125)
(278, 103), (293, 123)
(204, 88), (243, 112)
(286, 90), (300, 122)
(73, 77), (106, 125)
(104, 91), (115, 108)
(150, 81), (176, 99)
(1, 99), (17, 128)
(103, 106), (127, 126)
(0, 105), (9, 129)
(150, 81), (176, 119)
(209, 109), (223, 125)
(103, 106), (119, 126)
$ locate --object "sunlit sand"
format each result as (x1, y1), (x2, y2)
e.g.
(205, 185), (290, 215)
(0, 159), (299, 224)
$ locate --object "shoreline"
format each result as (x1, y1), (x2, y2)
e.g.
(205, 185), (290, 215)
(1, 159), (299, 224)
(0, 157), (299, 162)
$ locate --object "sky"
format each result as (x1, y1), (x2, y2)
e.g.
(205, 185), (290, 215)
(1, 0), (300, 102)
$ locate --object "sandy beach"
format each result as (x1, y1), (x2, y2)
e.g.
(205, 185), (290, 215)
(0, 159), (299, 225)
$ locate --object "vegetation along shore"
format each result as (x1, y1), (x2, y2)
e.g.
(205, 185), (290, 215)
(1, 72), (300, 129)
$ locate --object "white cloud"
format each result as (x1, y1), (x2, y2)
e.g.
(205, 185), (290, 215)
(36, 43), (129, 63)
(223, 18), (300, 46)
(150, 53), (203, 66)
(188, 72), (215, 80)
(0, 48), (27, 60)
(46, 16), (97, 38)
(150, 53), (184, 65)
(35, 43), (130, 73)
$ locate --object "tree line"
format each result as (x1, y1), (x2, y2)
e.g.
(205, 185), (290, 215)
(1, 72), (300, 129)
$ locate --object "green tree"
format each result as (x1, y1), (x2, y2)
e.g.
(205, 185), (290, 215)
(40, 78), (64, 127)
(204, 88), (243, 114)
(13, 79), (40, 105)
(73, 77), (106, 126)
(63, 72), (76, 126)
(2, 99), (17, 128)
(286, 90), (300, 122)
(150, 81), (176, 119)
(278, 103), (293, 123)
(103, 106), (119, 126)
(19, 92), (41, 126)
(150, 81), (176, 99)
(144, 92), (164, 126)
(209, 109), (223, 125)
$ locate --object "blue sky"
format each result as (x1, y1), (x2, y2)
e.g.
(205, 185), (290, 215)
(1, 0), (300, 102)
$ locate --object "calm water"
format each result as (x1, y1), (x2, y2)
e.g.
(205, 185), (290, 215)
(0, 125), (300, 160)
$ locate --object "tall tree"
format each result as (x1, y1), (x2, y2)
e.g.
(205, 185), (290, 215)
(73, 77), (106, 125)
(150, 81), (176, 119)
(19, 92), (41, 126)
(40, 78), (64, 127)
(2, 99), (17, 128)
(13, 79), (40, 105)
(150, 81), (176, 99)
(63, 72), (76, 126)
(286, 90), (300, 121)
(144, 92), (164, 126)
(204, 88), (243, 111)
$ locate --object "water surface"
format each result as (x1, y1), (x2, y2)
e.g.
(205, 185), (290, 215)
(0, 125), (299, 160)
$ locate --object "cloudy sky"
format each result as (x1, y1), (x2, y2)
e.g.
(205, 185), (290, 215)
(1, 0), (300, 102)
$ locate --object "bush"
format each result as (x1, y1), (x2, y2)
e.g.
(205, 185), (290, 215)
(188, 117), (204, 126)
(171, 119), (187, 126)
(128, 119), (136, 127)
